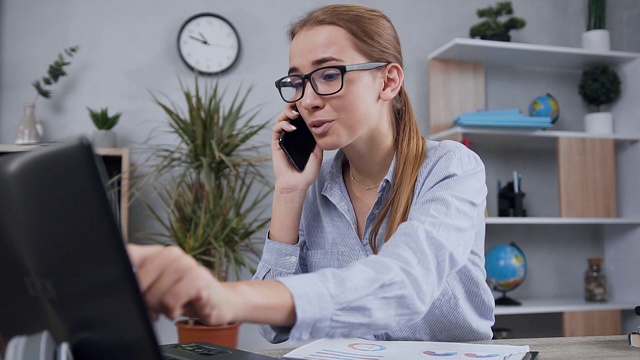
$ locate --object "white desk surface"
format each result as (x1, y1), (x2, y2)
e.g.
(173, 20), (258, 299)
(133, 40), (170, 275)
(253, 335), (637, 359)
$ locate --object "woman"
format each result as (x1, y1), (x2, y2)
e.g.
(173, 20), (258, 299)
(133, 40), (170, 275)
(128, 4), (494, 344)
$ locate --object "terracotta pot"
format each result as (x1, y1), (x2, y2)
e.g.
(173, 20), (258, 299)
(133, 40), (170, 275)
(175, 320), (240, 348)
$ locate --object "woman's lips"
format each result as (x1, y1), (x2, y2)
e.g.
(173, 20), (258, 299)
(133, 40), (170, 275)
(308, 120), (334, 136)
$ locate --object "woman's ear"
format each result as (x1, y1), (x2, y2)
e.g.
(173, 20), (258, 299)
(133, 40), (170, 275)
(380, 63), (404, 101)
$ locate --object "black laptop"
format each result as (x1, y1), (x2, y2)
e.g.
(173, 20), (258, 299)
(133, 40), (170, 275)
(0, 137), (275, 360)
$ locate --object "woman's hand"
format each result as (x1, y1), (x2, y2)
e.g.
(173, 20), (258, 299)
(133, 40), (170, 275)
(127, 244), (297, 327)
(127, 244), (233, 326)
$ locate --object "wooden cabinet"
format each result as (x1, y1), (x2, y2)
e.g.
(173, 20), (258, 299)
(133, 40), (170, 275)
(427, 38), (640, 337)
(0, 144), (131, 240)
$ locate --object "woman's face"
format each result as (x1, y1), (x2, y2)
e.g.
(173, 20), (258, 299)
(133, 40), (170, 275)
(288, 25), (391, 151)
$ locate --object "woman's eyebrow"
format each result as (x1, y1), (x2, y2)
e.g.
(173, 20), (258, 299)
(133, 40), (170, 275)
(288, 56), (344, 75)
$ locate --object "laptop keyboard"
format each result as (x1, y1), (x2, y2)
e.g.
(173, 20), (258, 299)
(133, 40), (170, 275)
(163, 343), (232, 358)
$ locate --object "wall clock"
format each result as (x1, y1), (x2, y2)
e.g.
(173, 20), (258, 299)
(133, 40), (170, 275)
(177, 13), (241, 75)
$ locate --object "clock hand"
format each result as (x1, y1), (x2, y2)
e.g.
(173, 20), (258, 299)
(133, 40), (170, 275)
(189, 35), (209, 45)
(198, 32), (209, 44)
(207, 42), (235, 49)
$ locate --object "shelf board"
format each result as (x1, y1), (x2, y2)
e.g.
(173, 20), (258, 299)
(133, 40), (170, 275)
(0, 144), (128, 157)
(428, 38), (639, 70)
(429, 126), (640, 142)
(494, 297), (638, 315)
(486, 217), (640, 225)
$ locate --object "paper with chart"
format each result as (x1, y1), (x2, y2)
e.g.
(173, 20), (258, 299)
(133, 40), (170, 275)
(283, 337), (531, 359)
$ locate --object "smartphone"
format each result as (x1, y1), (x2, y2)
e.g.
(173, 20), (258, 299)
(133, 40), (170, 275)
(278, 114), (316, 172)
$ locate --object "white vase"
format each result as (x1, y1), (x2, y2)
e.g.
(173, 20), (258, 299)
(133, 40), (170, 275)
(581, 29), (610, 52)
(585, 112), (613, 134)
(92, 130), (117, 148)
(15, 103), (42, 145)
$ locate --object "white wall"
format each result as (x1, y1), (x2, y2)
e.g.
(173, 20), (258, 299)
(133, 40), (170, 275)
(2, 0), (638, 350)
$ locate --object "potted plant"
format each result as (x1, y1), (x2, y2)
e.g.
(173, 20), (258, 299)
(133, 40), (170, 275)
(579, 64), (621, 134)
(582, 0), (609, 51)
(16, 46), (80, 145)
(88, 107), (121, 148)
(135, 76), (272, 347)
(469, 1), (526, 42)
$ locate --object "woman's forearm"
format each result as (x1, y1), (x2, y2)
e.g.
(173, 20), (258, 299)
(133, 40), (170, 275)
(268, 188), (307, 245)
(225, 280), (296, 326)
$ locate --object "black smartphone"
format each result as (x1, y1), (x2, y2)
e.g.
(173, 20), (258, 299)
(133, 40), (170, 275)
(278, 114), (316, 172)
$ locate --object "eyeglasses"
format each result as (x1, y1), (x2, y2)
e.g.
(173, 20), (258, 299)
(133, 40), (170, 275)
(274, 62), (388, 103)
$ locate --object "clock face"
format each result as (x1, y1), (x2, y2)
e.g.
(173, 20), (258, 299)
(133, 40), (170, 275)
(177, 13), (240, 75)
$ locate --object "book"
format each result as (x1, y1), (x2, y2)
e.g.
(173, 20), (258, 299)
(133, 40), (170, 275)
(454, 109), (553, 129)
(283, 337), (535, 360)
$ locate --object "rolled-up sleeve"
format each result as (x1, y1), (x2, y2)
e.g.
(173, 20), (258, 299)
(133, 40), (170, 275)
(252, 233), (305, 342)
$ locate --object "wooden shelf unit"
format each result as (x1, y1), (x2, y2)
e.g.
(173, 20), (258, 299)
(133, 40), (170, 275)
(0, 144), (131, 240)
(427, 38), (640, 337)
(429, 126), (640, 143)
(494, 298), (638, 316)
(485, 217), (640, 225)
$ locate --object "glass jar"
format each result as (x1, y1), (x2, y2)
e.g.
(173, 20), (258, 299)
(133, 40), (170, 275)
(585, 257), (607, 302)
(15, 103), (42, 145)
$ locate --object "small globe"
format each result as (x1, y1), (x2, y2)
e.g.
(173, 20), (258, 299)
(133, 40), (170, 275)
(485, 243), (527, 305)
(529, 93), (560, 124)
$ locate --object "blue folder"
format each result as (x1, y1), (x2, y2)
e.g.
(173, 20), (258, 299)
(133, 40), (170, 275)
(454, 109), (553, 129)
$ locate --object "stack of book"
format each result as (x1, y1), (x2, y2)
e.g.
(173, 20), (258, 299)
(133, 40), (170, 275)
(454, 109), (553, 129)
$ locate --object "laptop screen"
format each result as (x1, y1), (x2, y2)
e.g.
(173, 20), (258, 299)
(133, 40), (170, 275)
(0, 137), (163, 360)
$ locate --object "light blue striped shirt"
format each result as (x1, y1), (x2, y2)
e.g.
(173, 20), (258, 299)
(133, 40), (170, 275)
(253, 140), (495, 343)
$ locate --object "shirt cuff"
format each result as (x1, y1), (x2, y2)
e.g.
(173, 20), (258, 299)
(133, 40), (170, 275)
(260, 236), (301, 273)
(277, 272), (334, 343)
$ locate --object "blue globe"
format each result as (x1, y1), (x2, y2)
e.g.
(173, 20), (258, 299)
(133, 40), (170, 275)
(529, 93), (560, 124)
(485, 243), (527, 305)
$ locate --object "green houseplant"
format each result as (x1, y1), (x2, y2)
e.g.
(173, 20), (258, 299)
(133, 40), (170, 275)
(136, 76), (272, 347)
(33, 45), (80, 101)
(587, 0), (606, 30)
(88, 107), (121, 130)
(16, 45), (80, 145)
(579, 64), (621, 133)
(469, 1), (526, 42)
(582, 0), (609, 50)
(88, 107), (122, 148)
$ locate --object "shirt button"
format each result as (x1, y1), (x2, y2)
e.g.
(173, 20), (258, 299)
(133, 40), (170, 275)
(288, 256), (297, 262)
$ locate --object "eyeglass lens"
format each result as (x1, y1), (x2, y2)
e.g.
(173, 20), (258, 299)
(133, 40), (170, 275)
(277, 67), (343, 103)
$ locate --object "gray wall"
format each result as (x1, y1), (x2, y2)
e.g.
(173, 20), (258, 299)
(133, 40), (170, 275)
(2, 0), (638, 350)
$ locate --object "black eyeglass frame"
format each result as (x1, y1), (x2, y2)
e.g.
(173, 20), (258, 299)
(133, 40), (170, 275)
(274, 62), (389, 103)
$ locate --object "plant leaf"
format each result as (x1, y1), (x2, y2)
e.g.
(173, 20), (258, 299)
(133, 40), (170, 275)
(135, 75), (272, 281)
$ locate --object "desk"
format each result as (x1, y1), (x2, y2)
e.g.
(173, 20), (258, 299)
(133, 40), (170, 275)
(253, 335), (637, 359)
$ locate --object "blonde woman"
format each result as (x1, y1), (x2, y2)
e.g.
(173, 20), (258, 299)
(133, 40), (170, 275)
(128, 4), (494, 344)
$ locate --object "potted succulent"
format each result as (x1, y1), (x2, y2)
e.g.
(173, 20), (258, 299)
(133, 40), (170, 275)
(16, 46), (80, 145)
(582, 0), (609, 51)
(579, 64), (621, 134)
(135, 76), (272, 347)
(88, 107), (121, 148)
(469, 1), (526, 42)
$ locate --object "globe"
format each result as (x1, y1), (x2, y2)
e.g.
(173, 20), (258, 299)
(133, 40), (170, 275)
(485, 243), (527, 305)
(529, 93), (560, 124)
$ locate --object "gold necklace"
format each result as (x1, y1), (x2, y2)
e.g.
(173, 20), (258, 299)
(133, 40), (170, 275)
(349, 163), (380, 191)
